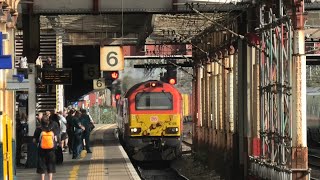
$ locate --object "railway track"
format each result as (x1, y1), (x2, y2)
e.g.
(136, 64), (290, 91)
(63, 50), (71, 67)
(182, 140), (193, 155)
(309, 154), (320, 180)
(135, 161), (189, 180)
(182, 140), (192, 147)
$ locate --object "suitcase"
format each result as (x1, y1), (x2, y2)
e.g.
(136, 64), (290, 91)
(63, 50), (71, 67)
(55, 146), (63, 164)
(25, 143), (38, 168)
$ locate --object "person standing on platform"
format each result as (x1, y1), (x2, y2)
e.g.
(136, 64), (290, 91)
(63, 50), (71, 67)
(42, 57), (54, 93)
(50, 113), (61, 144)
(66, 109), (75, 154)
(57, 111), (67, 152)
(42, 57), (54, 69)
(19, 113), (29, 137)
(36, 112), (43, 128)
(80, 109), (93, 153)
(72, 111), (85, 159)
(33, 115), (57, 180)
(35, 56), (43, 83)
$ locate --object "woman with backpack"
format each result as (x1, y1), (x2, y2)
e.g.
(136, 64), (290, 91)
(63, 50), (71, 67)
(33, 115), (57, 180)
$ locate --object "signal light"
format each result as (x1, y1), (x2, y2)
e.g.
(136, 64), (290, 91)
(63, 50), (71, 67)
(103, 71), (119, 87)
(103, 71), (119, 80)
(169, 78), (176, 85)
(159, 66), (177, 84)
(111, 71), (119, 79)
(115, 94), (121, 100)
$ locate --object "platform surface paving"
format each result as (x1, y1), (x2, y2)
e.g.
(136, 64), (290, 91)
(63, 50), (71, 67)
(16, 124), (140, 180)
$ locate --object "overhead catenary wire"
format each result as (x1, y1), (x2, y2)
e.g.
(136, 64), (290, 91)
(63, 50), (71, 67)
(186, 3), (244, 39)
(186, 3), (267, 53)
(169, 31), (231, 71)
(155, 12), (237, 70)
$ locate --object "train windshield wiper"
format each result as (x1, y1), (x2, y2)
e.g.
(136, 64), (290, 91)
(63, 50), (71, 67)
(161, 90), (172, 103)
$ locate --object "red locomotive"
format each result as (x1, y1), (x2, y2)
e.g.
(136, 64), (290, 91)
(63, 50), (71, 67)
(116, 80), (183, 161)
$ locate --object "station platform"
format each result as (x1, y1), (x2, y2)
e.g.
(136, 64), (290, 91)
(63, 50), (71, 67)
(16, 124), (140, 180)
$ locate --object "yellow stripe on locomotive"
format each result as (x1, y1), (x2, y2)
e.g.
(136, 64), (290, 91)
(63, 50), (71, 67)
(129, 114), (181, 137)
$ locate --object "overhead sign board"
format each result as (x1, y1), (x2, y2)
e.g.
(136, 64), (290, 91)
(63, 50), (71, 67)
(100, 46), (124, 71)
(40, 68), (72, 85)
(83, 64), (100, 80)
(93, 79), (106, 90)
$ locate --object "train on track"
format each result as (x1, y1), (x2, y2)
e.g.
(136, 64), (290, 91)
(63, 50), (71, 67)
(116, 80), (183, 161)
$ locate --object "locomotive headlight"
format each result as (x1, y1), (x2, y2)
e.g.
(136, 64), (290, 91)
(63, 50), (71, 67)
(165, 127), (179, 134)
(130, 127), (141, 134)
(131, 128), (138, 132)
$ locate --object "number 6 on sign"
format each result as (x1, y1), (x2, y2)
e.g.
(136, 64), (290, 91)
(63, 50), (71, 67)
(93, 79), (106, 90)
(100, 46), (124, 71)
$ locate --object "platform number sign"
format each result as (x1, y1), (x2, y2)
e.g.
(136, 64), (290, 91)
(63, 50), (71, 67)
(83, 64), (100, 80)
(100, 46), (124, 71)
(93, 79), (106, 90)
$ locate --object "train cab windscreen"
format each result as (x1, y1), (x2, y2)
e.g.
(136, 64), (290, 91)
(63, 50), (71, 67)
(135, 92), (173, 110)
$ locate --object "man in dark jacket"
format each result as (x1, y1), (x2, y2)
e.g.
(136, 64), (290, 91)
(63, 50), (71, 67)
(80, 109), (93, 153)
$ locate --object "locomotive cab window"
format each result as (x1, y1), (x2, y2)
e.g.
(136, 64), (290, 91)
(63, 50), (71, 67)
(135, 92), (173, 110)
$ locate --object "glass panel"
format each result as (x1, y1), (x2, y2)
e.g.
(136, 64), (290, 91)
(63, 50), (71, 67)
(135, 92), (173, 110)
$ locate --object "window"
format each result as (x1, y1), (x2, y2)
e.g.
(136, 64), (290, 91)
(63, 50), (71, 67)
(135, 92), (173, 110)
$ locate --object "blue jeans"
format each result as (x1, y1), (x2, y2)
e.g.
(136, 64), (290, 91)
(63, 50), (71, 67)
(72, 133), (82, 158)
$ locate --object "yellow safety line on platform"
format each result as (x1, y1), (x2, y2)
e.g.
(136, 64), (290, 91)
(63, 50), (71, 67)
(87, 145), (104, 180)
(69, 165), (80, 179)
(87, 124), (114, 180)
(68, 124), (114, 180)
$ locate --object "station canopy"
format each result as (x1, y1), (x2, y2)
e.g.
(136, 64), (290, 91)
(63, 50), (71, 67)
(39, 12), (233, 46)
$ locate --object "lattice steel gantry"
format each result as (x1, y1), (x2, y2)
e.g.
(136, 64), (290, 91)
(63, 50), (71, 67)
(250, 0), (309, 179)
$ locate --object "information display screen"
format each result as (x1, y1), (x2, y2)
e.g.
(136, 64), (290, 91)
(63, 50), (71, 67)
(40, 68), (72, 85)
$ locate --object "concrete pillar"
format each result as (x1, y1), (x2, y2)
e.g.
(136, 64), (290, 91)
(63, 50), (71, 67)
(192, 66), (201, 150)
(56, 34), (64, 112)
(0, 19), (6, 134)
(27, 64), (36, 136)
(5, 26), (16, 149)
(228, 47), (235, 133)
(218, 54), (223, 130)
(291, 1), (308, 178)
(0, 5), (19, 178)
(206, 63), (211, 127)
(237, 34), (247, 179)
(246, 45), (253, 140)
(252, 43), (260, 157)
(213, 60), (218, 130)
(4, 25), (15, 127)
(233, 53), (238, 132)
(223, 50), (229, 132)
(198, 67), (203, 127)
(202, 64), (207, 127)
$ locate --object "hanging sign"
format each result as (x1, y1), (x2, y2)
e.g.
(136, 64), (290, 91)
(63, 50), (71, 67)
(100, 46), (124, 71)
